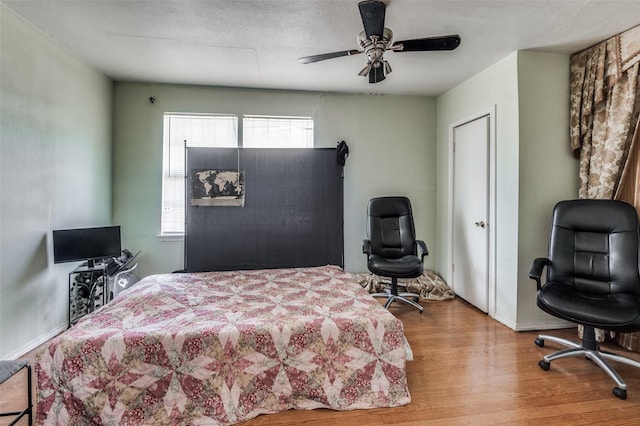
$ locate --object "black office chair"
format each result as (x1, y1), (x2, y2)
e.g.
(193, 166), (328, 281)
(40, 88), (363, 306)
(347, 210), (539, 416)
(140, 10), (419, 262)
(529, 199), (640, 399)
(362, 196), (428, 313)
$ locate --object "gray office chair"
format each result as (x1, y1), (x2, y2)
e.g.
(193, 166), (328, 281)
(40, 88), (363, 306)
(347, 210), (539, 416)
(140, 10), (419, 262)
(529, 199), (640, 399)
(363, 196), (428, 313)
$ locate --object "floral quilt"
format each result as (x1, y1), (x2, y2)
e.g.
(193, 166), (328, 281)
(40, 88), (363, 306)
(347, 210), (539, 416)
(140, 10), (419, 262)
(36, 265), (412, 425)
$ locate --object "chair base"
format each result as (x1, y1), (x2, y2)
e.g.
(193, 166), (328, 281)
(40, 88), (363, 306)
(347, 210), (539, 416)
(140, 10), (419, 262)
(371, 277), (423, 313)
(535, 331), (640, 400)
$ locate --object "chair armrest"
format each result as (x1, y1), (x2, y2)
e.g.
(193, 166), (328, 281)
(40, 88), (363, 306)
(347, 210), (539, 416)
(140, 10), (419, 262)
(362, 239), (371, 255)
(529, 257), (550, 290)
(416, 240), (429, 261)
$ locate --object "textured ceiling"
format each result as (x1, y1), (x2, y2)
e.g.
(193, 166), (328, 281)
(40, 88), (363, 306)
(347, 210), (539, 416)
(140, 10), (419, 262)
(4, 0), (640, 96)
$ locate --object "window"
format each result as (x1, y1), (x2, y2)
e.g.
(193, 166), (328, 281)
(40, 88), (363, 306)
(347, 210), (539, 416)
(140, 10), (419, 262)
(161, 114), (238, 235)
(161, 114), (314, 236)
(243, 116), (314, 148)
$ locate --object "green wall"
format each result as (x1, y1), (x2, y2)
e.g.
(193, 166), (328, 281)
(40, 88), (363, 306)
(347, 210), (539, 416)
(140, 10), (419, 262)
(435, 51), (577, 329)
(516, 51), (578, 327)
(112, 83), (437, 275)
(0, 5), (113, 358)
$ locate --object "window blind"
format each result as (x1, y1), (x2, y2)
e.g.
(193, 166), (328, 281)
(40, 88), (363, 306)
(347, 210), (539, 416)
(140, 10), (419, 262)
(243, 116), (314, 148)
(161, 114), (238, 235)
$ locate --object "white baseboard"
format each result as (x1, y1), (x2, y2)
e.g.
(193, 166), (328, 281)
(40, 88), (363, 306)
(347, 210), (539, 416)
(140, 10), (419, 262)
(515, 320), (578, 331)
(4, 323), (67, 360)
(515, 321), (576, 332)
(492, 314), (575, 332)
(492, 314), (517, 330)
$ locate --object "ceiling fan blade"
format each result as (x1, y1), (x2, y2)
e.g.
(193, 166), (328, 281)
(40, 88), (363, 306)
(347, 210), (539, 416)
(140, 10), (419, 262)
(395, 35), (461, 52)
(369, 66), (385, 84)
(358, 0), (386, 39)
(298, 49), (362, 64)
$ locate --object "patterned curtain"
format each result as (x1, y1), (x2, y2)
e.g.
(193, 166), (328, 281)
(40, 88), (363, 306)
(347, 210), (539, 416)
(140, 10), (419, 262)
(569, 24), (640, 347)
(570, 24), (640, 201)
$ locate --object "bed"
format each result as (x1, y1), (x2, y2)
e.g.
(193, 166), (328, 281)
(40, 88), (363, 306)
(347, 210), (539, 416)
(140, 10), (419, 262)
(35, 265), (412, 425)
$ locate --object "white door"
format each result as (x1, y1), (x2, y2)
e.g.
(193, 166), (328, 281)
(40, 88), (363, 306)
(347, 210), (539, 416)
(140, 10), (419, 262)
(452, 115), (490, 312)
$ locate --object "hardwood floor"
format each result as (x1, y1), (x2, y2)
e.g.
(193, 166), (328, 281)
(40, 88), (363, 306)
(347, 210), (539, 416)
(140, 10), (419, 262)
(3, 297), (640, 425)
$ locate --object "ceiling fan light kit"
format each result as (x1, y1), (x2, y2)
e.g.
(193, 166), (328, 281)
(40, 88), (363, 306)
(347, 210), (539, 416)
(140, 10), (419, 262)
(298, 0), (461, 84)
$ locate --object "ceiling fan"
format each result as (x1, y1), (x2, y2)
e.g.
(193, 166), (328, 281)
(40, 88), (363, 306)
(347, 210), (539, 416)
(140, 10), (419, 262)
(298, 0), (461, 84)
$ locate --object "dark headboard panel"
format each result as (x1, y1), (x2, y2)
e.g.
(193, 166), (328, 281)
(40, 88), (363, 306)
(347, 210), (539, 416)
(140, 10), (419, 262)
(185, 147), (344, 272)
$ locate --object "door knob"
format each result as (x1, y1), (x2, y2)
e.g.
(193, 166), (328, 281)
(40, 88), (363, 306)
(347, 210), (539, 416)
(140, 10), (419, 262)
(475, 220), (485, 228)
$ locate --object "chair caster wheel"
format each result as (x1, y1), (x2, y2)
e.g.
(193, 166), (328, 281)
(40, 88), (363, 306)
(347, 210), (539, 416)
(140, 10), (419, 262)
(613, 387), (627, 400)
(538, 360), (550, 371)
(413, 297), (419, 302)
(534, 338), (544, 347)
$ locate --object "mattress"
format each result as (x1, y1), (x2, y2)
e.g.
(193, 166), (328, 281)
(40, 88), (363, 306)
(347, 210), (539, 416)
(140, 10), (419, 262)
(36, 265), (412, 425)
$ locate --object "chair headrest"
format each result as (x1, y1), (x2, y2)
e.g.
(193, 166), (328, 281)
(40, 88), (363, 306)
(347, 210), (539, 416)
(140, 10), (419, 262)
(368, 196), (412, 217)
(553, 199), (638, 234)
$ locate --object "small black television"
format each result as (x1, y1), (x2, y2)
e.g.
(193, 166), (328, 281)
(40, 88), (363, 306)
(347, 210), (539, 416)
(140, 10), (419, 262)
(53, 226), (121, 267)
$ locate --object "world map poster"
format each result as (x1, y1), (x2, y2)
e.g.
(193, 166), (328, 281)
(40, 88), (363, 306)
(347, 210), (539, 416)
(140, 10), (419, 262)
(191, 169), (245, 206)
